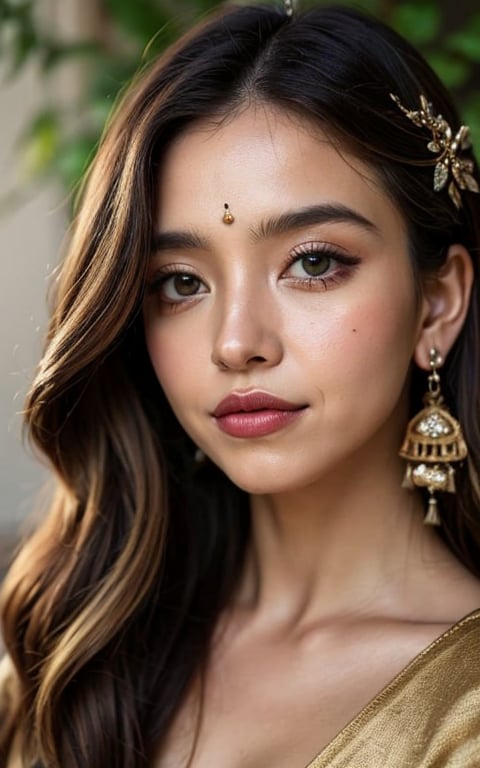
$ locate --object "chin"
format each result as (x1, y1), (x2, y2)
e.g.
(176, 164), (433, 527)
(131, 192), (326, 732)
(213, 462), (313, 496)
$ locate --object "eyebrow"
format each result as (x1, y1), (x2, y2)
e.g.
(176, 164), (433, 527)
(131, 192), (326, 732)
(151, 202), (379, 254)
(151, 230), (207, 253)
(249, 203), (379, 242)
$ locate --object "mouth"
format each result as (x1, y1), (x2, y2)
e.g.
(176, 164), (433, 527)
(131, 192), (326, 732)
(211, 390), (308, 438)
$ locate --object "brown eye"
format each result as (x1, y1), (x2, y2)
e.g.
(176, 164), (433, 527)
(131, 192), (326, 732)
(155, 271), (207, 303)
(172, 274), (201, 296)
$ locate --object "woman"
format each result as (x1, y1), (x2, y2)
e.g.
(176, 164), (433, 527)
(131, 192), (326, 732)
(1, 2), (480, 766)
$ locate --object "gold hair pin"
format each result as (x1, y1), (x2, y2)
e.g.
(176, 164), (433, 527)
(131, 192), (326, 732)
(390, 93), (479, 209)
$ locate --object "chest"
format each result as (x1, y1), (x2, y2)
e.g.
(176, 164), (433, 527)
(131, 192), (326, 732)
(154, 619), (449, 768)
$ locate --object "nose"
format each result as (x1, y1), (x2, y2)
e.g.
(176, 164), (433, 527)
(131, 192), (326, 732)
(211, 289), (283, 372)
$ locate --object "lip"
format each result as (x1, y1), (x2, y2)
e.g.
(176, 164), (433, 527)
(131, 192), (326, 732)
(212, 390), (307, 438)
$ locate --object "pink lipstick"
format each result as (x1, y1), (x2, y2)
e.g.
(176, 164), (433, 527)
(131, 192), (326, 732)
(212, 391), (307, 438)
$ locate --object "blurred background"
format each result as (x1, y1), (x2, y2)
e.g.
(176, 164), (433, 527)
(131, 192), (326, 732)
(1, 0), (480, 565)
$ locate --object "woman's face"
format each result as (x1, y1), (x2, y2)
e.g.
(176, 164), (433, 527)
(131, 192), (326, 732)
(143, 106), (423, 494)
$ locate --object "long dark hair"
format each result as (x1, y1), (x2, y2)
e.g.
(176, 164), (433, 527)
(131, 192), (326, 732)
(1, 4), (480, 766)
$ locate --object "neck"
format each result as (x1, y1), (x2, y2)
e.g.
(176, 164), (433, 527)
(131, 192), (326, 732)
(237, 453), (451, 629)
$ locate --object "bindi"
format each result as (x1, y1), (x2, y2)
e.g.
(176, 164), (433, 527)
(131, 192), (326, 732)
(223, 203), (234, 225)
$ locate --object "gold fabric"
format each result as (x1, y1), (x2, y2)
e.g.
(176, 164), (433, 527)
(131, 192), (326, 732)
(306, 609), (480, 768)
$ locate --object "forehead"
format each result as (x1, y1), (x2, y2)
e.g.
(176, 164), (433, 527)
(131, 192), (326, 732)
(155, 104), (406, 242)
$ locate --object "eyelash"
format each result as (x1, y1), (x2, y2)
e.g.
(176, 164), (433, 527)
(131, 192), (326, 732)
(281, 242), (360, 290)
(146, 242), (361, 309)
(146, 264), (206, 313)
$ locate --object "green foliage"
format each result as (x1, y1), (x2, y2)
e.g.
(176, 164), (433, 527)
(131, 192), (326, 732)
(391, 2), (441, 46)
(462, 93), (480, 147)
(1, 0), (480, 213)
(20, 110), (59, 177)
(0, 0), (37, 74)
(308, 0), (480, 153)
(447, 13), (480, 62)
(349, 1), (480, 147)
(425, 51), (470, 89)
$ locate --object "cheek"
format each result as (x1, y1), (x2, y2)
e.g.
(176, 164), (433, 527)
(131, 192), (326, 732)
(339, 299), (415, 365)
(286, 283), (417, 366)
(144, 317), (205, 411)
(285, 279), (419, 428)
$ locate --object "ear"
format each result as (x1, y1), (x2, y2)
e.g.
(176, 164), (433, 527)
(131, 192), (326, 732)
(414, 244), (473, 370)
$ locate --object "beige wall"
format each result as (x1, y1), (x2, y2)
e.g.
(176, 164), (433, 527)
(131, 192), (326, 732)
(0, 0), (102, 536)
(0, 60), (65, 535)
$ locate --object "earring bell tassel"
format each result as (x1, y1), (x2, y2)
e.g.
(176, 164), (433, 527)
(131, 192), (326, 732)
(424, 495), (441, 526)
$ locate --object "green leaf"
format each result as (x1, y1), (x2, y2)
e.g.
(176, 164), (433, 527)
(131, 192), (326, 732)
(0, 0), (33, 23)
(53, 135), (98, 191)
(391, 2), (441, 47)
(425, 51), (470, 89)
(8, 12), (37, 73)
(40, 40), (101, 73)
(309, 0), (382, 11)
(141, 22), (179, 60)
(0, 0), (37, 73)
(90, 96), (117, 133)
(19, 111), (59, 179)
(86, 53), (139, 111)
(461, 95), (480, 158)
(103, 0), (173, 45)
(447, 14), (480, 62)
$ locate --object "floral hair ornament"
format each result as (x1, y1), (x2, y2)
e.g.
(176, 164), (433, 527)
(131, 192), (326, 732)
(390, 93), (479, 209)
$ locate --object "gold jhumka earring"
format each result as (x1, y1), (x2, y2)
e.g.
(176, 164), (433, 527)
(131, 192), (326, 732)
(399, 349), (467, 526)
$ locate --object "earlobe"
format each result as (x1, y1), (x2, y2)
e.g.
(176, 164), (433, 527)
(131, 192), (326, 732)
(414, 243), (473, 370)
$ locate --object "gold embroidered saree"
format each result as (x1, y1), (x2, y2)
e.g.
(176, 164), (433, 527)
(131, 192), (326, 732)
(306, 610), (480, 767)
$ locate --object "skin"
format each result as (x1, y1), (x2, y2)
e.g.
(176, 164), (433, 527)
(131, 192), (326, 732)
(144, 105), (480, 768)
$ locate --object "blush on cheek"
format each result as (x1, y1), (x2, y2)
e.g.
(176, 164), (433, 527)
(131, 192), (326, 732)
(319, 299), (416, 393)
(147, 342), (208, 428)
